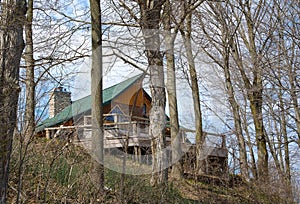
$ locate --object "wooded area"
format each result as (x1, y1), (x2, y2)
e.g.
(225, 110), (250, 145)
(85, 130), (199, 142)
(0, 0), (299, 203)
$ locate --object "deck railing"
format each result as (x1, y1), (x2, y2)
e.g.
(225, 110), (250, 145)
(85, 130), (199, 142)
(43, 114), (226, 158)
(44, 113), (150, 140)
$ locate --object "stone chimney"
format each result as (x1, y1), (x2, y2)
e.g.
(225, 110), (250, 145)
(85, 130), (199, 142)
(49, 87), (71, 118)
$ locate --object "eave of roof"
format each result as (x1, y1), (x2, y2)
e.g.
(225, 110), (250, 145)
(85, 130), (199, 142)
(36, 74), (144, 132)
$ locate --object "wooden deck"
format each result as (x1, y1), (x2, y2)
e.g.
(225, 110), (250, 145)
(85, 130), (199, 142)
(78, 121), (152, 149)
(44, 114), (184, 149)
(44, 114), (228, 175)
(44, 114), (227, 159)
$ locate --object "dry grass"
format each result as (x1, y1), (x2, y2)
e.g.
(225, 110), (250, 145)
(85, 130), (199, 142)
(6, 137), (294, 203)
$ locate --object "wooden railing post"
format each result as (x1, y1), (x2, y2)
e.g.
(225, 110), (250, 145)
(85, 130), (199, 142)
(46, 129), (50, 139)
(221, 135), (226, 148)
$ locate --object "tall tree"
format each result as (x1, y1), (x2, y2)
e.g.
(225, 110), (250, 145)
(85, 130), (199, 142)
(89, 0), (104, 193)
(24, 0), (35, 143)
(0, 0), (27, 202)
(137, 0), (168, 186)
(198, 1), (250, 180)
(261, 0), (297, 195)
(275, 0), (295, 184)
(226, 0), (270, 179)
(15, 0), (35, 202)
(279, 2), (300, 147)
(163, 0), (182, 179)
(179, 1), (205, 174)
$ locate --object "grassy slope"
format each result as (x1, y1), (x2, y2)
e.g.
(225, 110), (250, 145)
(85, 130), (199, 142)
(7, 138), (290, 203)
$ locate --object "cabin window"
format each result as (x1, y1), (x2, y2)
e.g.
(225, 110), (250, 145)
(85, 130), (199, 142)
(106, 105), (127, 122)
(142, 103), (147, 116)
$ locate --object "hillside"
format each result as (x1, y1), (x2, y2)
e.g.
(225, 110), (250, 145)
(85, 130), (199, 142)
(7, 138), (292, 203)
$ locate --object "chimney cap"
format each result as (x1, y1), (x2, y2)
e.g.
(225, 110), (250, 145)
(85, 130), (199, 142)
(53, 86), (69, 92)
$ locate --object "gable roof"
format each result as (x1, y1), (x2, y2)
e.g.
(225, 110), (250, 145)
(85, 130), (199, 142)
(36, 74), (144, 133)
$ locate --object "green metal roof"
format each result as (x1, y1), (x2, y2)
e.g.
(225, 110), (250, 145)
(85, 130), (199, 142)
(36, 74), (143, 132)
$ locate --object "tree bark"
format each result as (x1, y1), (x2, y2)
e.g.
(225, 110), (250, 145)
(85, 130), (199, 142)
(16, 0), (35, 202)
(163, 0), (182, 180)
(276, 8), (292, 191)
(89, 0), (104, 192)
(240, 1), (268, 179)
(24, 0), (35, 143)
(204, 2), (249, 179)
(230, 30), (268, 179)
(180, 11), (205, 174)
(241, 98), (258, 179)
(138, 0), (168, 186)
(0, 0), (26, 203)
(231, 40), (268, 179)
(285, 37), (300, 147)
(223, 51), (249, 180)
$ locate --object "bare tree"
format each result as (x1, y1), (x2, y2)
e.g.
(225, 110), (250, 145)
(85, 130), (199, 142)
(15, 0), (35, 202)
(261, 0), (299, 196)
(228, 0), (269, 179)
(90, 0), (104, 193)
(24, 0), (35, 143)
(196, 1), (250, 180)
(179, 0), (205, 174)
(14, 0), (91, 201)
(278, 2), (300, 147)
(163, 0), (182, 179)
(137, 0), (168, 186)
(0, 0), (27, 202)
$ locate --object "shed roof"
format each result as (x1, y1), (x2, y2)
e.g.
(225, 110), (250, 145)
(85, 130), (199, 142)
(36, 74), (144, 132)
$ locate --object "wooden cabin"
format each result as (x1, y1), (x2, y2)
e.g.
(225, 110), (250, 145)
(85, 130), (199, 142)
(37, 75), (154, 150)
(36, 74), (228, 176)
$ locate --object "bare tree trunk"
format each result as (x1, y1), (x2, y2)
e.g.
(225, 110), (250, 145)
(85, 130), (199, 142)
(241, 96), (258, 179)
(247, 50), (268, 181)
(24, 0), (35, 143)
(203, 2), (250, 179)
(273, 0), (300, 149)
(223, 52), (249, 180)
(138, 0), (168, 186)
(163, 0), (182, 180)
(224, 0), (269, 179)
(89, 0), (104, 193)
(285, 39), (300, 147)
(275, 9), (292, 191)
(288, 62), (300, 147)
(230, 34), (268, 179)
(240, 1), (268, 179)
(16, 0), (35, 202)
(232, 46), (268, 179)
(265, 127), (284, 179)
(0, 0), (26, 203)
(180, 11), (204, 174)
